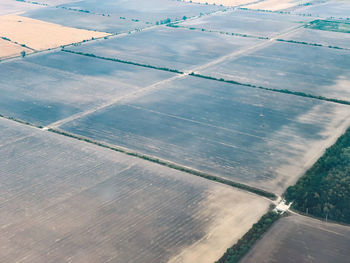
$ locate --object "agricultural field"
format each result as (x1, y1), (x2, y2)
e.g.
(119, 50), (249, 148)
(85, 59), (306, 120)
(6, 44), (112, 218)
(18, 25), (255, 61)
(0, 51), (176, 126)
(244, 0), (304, 11)
(60, 76), (350, 194)
(0, 38), (33, 60)
(23, 7), (150, 34)
(182, 0), (254, 6)
(179, 8), (313, 38)
(1, 0), (350, 262)
(241, 214), (350, 263)
(66, 26), (263, 71)
(282, 27), (350, 49)
(292, 0), (350, 18)
(200, 41), (350, 101)
(0, 0), (44, 15)
(0, 118), (270, 263)
(0, 14), (109, 51)
(55, 0), (225, 23)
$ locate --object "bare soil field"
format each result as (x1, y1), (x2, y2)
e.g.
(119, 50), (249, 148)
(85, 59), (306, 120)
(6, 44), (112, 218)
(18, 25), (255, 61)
(282, 27), (350, 49)
(200, 41), (350, 101)
(292, 0), (350, 18)
(0, 117), (270, 263)
(241, 214), (350, 263)
(0, 14), (110, 51)
(66, 26), (263, 71)
(23, 7), (150, 33)
(0, 51), (176, 126)
(60, 76), (350, 194)
(0, 38), (33, 59)
(56, 0), (224, 23)
(179, 8), (312, 38)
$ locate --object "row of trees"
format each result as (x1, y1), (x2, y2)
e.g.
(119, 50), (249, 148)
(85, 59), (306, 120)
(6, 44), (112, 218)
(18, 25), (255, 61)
(216, 211), (280, 263)
(285, 128), (350, 224)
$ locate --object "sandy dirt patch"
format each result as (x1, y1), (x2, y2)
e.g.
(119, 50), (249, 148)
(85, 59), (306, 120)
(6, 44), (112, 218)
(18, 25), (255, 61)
(265, 102), (350, 195)
(245, 0), (303, 11)
(0, 14), (110, 51)
(168, 186), (270, 263)
(185, 0), (256, 6)
(0, 38), (33, 59)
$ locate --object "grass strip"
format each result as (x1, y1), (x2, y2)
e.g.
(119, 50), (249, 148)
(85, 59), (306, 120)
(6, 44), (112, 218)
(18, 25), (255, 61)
(276, 38), (345, 50)
(0, 114), (43, 129)
(62, 49), (184, 74)
(189, 72), (350, 106)
(167, 24), (268, 40)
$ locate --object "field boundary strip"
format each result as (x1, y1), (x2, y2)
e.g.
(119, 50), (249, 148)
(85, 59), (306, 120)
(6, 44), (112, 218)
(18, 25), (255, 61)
(46, 128), (278, 200)
(61, 49), (350, 107)
(0, 112), (277, 200)
(166, 23), (350, 51)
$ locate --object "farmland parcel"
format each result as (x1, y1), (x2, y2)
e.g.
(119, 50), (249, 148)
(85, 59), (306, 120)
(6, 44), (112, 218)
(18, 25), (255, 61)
(65, 26), (263, 71)
(60, 76), (350, 194)
(0, 51), (176, 126)
(0, 117), (270, 263)
(241, 214), (350, 263)
(179, 9), (313, 38)
(0, 14), (109, 51)
(0, 38), (33, 60)
(200, 41), (350, 102)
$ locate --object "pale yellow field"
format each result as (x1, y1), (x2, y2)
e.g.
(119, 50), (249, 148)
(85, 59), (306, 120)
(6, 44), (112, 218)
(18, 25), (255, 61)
(0, 15), (110, 51)
(0, 38), (33, 59)
(244, 0), (303, 11)
(186, 0), (255, 6)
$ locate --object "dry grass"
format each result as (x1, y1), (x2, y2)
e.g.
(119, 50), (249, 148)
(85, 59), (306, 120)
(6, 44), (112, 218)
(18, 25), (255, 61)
(0, 15), (110, 51)
(0, 38), (33, 59)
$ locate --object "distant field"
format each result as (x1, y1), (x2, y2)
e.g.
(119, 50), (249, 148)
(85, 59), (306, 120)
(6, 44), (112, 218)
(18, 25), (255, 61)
(66, 26), (263, 71)
(57, 0), (224, 23)
(241, 215), (350, 263)
(244, 0), (302, 11)
(0, 51), (175, 125)
(179, 9), (312, 38)
(60, 76), (350, 194)
(306, 19), (350, 33)
(0, 117), (270, 263)
(282, 27), (350, 49)
(0, 38), (33, 59)
(23, 7), (150, 33)
(34, 0), (81, 5)
(0, 0), (43, 15)
(0, 14), (109, 51)
(292, 0), (350, 18)
(200, 41), (350, 101)
(182, 0), (253, 6)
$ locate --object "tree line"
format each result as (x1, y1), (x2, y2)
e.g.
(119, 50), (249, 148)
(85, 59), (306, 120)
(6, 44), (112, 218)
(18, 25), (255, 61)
(285, 127), (350, 224)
